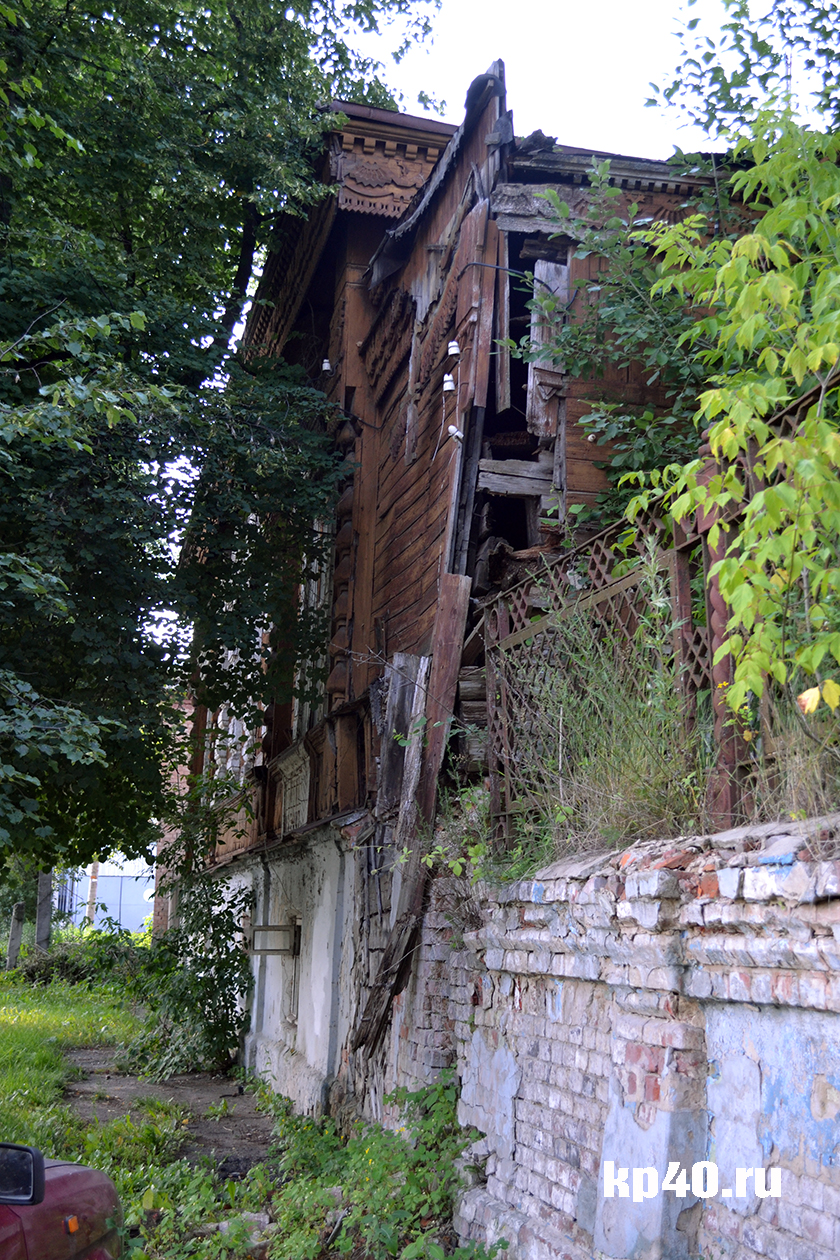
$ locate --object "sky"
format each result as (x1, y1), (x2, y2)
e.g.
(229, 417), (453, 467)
(358, 0), (730, 160)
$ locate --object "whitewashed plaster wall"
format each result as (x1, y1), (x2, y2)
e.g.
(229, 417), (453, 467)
(227, 829), (355, 1114)
(217, 812), (840, 1260)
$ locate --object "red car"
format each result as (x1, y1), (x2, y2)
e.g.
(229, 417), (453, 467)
(0, 1143), (122, 1259)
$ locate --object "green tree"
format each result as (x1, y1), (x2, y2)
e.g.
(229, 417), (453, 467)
(627, 112), (840, 718)
(0, 0), (435, 867)
(631, 0), (840, 718)
(652, 0), (840, 133)
(523, 3), (840, 724)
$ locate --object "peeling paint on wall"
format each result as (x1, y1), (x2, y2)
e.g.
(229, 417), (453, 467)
(707, 1004), (840, 1171)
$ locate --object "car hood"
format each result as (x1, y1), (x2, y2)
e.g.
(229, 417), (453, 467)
(16, 1159), (122, 1259)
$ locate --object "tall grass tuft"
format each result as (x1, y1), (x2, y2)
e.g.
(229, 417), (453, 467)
(495, 546), (715, 857)
(746, 695), (840, 845)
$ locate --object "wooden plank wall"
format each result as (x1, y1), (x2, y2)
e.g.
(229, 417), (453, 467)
(207, 89), (713, 855)
(352, 87), (505, 667)
(221, 82), (508, 837)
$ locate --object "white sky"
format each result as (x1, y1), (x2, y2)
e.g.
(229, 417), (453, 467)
(360, 0), (730, 160)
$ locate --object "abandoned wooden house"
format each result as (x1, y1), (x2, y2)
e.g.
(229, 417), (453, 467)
(175, 61), (732, 1120)
(196, 63), (722, 1103)
(167, 62), (840, 1260)
(198, 60), (721, 1122)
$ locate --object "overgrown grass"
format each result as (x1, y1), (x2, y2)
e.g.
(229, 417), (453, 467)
(488, 549), (715, 860)
(745, 694), (840, 842)
(0, 976), (190, 1219)
(1, 971), (496, 1259)
(0, 974), (248, 1256)
(11, 923), (148, 986)
(0, 974), (142, 1150)
(436, 614), (840, 889)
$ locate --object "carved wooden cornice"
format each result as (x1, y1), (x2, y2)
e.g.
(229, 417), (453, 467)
(244, 195), (336, 359)
(243, 105), (456, 358)
(330, 132), (444, 220)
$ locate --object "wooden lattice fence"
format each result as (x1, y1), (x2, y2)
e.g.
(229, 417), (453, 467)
(483, 505), (738, 844)
(481, 381), (836, 843)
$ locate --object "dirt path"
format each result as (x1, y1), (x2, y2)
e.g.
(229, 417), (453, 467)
(65, 1048), (277, 1179)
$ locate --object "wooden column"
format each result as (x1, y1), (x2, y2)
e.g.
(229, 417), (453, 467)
(693, 436), (748, 828)
(705, 529), (744, 828)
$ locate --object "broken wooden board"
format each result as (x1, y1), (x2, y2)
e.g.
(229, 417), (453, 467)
(490, 182), (591, 236)
(472, 219), (498, 412)
(391, 655), (431, 857)
(416, 572), (472, 819)
(351, 572), (471, 1052)
(526, 259), (569, 439)
(460, 619), (484, 667)
(376, 652), (425, 819)
(477, 453), (554, 499)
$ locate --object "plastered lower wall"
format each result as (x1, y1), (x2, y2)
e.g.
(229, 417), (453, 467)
(230, 827), (357, 1114)
(227, 811), (840, 1259)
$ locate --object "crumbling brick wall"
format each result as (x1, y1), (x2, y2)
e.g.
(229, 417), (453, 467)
(384, 814), (840, 1260)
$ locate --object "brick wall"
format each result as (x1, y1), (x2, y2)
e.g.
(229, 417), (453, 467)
(382, 813), (840, 1260)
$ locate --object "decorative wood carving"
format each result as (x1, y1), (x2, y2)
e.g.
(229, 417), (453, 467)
(359, 287), (415, 404)
(245, 196), (336, 359)
(332, 133), (441, 219)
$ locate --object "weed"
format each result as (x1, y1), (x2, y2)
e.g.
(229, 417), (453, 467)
(491, 542), (715, 857)
(745, 694), (840, 839)
(260, 1071), (503, 1260)
(393, 714), (428, 748)
(122, 875), (253, 1079)
(203, 1098), (235, 1121)
(122, 813), (255, 1080)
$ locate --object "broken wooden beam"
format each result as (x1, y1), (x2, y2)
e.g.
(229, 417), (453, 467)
(477, 456), (554, 498)
(351, 572), (471, 1052)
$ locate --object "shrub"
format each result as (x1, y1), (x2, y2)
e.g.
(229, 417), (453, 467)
(12, 925), (146, 987)
(121, 869), (254, 1078)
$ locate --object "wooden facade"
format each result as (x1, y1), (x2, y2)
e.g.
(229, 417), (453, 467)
(205, 63), (719, 872)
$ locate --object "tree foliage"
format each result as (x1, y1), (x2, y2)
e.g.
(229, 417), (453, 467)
(627, 113), (840, 717)
(126, 863), (254, 1075)
(651, 0), (840, 134)
(0, 0), (435, 867)
(520, 3), (840, 728)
